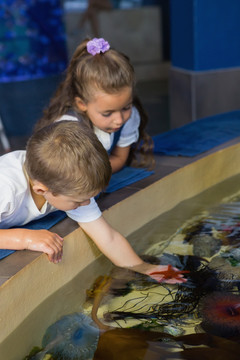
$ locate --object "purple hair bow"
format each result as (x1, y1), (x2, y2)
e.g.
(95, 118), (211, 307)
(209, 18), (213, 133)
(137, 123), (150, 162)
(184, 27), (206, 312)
(87, 38), (110, 56)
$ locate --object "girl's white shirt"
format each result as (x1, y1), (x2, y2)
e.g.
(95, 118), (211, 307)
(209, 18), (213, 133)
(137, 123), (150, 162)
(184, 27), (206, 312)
(58, 106), (140, 151)
(0, 151), (101, 229)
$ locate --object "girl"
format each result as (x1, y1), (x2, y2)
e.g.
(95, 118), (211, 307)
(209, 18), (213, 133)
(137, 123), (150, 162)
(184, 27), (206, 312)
(35, 37), (154, 173)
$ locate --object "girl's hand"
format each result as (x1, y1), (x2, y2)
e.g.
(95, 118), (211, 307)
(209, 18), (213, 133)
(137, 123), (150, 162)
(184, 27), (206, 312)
(146, 264), (189, 284)
(23, 229), (64, 264)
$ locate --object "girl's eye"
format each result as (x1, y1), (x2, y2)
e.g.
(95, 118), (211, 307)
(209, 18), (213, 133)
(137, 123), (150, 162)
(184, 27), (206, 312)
(102, 112), (112, 117)
(123, 106), (131, 111)
(122, 103), (132, 111)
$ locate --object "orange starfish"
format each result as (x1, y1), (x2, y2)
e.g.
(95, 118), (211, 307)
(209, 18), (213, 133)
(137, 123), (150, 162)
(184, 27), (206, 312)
(149, 265), (189, 281)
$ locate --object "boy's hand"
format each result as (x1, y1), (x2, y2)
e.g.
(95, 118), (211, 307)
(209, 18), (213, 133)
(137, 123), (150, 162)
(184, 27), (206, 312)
(23, 229), (64, 263)
(129, 262), (188, 284)
(146, 264), (189, 284)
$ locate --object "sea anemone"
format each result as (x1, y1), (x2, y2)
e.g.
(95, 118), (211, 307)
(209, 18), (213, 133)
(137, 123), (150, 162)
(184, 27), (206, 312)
(42, 312), (99, 359)
(200, 292), (240, 337)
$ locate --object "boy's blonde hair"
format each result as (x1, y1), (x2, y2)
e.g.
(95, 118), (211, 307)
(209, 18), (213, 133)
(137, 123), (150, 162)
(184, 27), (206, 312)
(25, 121), (111, 196)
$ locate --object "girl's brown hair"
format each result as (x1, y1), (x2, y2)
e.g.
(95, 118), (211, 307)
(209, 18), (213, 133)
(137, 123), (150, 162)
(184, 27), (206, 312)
(35, 38), (154, 169)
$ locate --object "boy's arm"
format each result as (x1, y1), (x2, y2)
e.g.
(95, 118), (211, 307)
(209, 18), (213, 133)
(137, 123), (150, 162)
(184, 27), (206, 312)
(0, 228), (63, 263)
(79, 216), (186, 283)
(79, 215), (142, 267)
(109, 145), (131, 173)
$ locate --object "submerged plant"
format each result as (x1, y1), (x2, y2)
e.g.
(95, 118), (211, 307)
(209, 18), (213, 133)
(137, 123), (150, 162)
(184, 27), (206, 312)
(102, 255), (222, 328)
(22, 346), (46, 360)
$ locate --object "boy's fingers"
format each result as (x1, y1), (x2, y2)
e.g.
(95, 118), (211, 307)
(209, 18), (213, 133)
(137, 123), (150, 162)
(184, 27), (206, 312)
(56, 248), (63, 263)
(149, 274), (164, 282)
(48, 233), (64, 251)
(48, 250), (62, 264)
(55, 233), (64, 243)
(45, 239), (63, 263)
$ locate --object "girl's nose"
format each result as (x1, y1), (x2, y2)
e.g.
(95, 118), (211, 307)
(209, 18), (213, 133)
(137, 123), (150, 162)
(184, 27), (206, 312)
(114, 112), (124, 126)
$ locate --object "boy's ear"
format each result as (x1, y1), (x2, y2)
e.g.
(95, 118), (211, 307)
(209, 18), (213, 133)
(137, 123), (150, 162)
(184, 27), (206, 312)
(31, 180), (48, 195)
(75, 97), (87, 112)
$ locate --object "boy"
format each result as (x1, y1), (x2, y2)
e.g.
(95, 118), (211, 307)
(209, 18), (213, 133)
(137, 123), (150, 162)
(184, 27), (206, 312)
(0, 121), (185, 283)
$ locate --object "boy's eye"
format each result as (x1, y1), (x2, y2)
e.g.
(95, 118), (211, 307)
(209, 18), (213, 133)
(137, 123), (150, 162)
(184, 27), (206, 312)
(123, 105), (132, 111)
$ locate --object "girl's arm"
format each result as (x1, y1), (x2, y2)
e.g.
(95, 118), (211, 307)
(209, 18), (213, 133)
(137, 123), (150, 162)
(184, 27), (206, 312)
(79, 216), (186, 283)
(109, 145), (131, 173)
(0, 229), (63, 263)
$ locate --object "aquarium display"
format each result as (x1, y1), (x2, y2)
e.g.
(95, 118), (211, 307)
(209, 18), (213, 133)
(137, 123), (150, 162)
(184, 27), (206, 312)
(0, 0), (67, 83)
(24, 190), (240, 359)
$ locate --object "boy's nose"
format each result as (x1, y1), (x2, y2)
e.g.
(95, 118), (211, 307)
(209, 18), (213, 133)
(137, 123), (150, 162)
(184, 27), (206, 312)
(80, 199), (91, 206)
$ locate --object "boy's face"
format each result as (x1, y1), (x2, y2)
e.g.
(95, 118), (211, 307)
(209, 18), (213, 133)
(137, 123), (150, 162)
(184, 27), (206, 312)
(31, 179), (98, 211)
(44, 191), (94, 211)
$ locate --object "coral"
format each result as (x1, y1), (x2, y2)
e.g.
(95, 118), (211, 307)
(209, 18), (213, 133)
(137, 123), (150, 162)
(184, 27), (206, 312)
(192, 234), (221, 257)
(200, 292), (240, 337)
(42, 313), (99, 360)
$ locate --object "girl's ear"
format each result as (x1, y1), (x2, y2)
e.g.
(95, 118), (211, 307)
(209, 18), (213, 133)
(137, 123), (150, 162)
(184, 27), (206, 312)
(75, 97), (87, 112)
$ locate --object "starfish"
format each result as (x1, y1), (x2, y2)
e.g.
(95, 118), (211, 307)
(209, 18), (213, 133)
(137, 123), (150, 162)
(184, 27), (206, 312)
(149, 265), (189, 281)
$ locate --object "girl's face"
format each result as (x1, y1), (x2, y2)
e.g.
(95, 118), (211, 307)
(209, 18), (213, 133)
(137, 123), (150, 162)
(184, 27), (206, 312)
(76, 87), (133, 133)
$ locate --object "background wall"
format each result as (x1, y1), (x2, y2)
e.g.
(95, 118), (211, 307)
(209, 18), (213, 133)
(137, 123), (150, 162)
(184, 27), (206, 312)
(170, 0), (240, 128)
(0, 0), (169, 148)
(3, 0), (239, 149)
(0, 0), (67, 139)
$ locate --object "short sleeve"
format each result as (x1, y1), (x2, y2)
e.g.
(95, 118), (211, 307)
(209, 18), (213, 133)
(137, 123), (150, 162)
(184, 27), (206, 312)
(0, 180), (16, 225)
(66, 197), (101, 223)
(57, 114), (78, 122)
(117, 107), (140, 148)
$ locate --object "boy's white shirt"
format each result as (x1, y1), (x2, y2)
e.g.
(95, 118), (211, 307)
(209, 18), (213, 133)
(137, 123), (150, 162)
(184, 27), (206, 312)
(58, 106), (140, 151)
(0, 151), (101, 229)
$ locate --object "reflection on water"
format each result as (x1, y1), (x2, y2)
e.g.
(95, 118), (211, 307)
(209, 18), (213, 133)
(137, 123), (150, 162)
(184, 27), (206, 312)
(21, 175), (240, 359)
